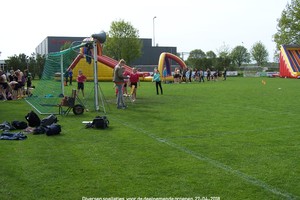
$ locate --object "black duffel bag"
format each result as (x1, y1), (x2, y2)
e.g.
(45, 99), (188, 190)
(45, 124), (61, 136)
(86, 116), (109, 129)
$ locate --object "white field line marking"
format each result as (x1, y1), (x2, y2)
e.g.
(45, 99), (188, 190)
(112, 117), (299, 200)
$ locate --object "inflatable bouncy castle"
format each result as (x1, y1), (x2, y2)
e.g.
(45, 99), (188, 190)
(279, 44), (300, 78)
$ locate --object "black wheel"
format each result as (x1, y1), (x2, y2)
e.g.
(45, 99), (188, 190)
(73, 104), (84, 115)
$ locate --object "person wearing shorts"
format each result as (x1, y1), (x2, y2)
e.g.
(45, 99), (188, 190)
(129, 67), (140, 101)
(77, 70), (87, 98)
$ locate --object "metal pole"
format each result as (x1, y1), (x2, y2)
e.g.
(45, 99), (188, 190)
(60, 54), (64, 95)
(93, 40), (99, 111)
(153, 16), (156, 46)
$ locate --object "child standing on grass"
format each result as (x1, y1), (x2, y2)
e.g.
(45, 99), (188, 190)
(129, 67), (140, 101)
(77, 70), (87, 98)
(152, 68), (163, 95)
(69, 69), (73, 85)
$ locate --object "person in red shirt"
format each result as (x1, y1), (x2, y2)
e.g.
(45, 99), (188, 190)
(77, 70), (87, 98)
(129, 67), (140, 102)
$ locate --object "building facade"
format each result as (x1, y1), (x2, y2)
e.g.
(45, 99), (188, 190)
(35, 36), (86, 56)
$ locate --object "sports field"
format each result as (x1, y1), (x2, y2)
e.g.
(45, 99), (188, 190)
(1, 77), (300, 200)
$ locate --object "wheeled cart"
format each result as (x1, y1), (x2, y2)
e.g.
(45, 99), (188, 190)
(59, 89), (85, 115)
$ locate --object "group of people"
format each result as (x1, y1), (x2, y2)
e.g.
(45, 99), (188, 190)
(113, 59), (163, 109)
(171, 67), (194, 83)
(163, 67), (227, 83)
(1, 61), (165, 108)
(195, 67), (227, 81)
(113, 59), (139, 109)
(1, 61), (227, 111)
(72, 59), (163, 110)
(0, 69), (32, 101)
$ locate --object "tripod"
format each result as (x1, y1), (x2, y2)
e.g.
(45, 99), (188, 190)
(83, 81), (109, 114)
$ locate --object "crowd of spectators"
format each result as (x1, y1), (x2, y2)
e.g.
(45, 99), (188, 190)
(0, 69), (32, 101)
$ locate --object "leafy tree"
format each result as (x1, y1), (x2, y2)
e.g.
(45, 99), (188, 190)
(273, 0), (300, 50)
(186, 49), (206, 69)
(230, 45), (250, 68)
(205, 51), (217, 69)
(250, 41), (269, 66)
(186, 49), (229, 70)
(5, 53), (28, 72)
(28, 53), (37, 79)
(215, 57), (232, 70)
(35, 54), (46, 79)
(216, 44), (232, 70)
(188, 49), (206, 59)
(5, 55), (21, 71)
(206, 51), (216, 59)
(217, 44), (231, 57)
(5, 53), (44, 79)
(104, 19), (142, 64)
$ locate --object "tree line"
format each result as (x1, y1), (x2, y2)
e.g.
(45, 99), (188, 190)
(185, 41), (269, 72)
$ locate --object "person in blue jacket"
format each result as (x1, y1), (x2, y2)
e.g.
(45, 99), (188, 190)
(152, 68), (163, 95)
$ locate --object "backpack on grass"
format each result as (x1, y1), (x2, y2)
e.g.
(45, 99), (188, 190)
(12, 121), (28, 129)
(33, 124), (61, 136)
(93, 116), (109, 129)
(25, 111), (41, 127)
(41, 114), (58, 126)
(86, 116), (109, 129)
(45, 124), (61, 136)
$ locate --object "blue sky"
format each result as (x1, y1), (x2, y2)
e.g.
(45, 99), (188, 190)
(0, 0), (290, 62)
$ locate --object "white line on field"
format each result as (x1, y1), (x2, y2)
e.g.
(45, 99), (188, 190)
(112, 117), (299, 200)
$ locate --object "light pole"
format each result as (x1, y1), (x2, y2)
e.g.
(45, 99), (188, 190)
(153, 16), (157, 46)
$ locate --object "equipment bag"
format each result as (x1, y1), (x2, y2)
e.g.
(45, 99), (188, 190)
(11, 121), (28, 129)
(45, 124), (61, 136)
(25, 111), (41, 127)
(92, 116), (109, 129)
(41, 114), (58, 126)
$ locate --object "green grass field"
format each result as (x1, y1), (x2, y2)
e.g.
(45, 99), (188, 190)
(1, 77), (300, 200)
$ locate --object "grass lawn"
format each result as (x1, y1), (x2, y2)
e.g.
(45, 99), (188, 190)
(1, 77), (300, 200)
